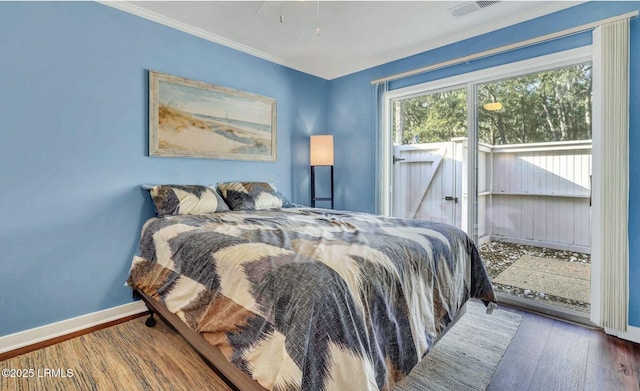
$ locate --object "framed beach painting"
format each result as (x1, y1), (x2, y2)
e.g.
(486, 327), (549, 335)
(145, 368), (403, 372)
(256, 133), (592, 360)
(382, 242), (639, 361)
(149, 71), (277, 161)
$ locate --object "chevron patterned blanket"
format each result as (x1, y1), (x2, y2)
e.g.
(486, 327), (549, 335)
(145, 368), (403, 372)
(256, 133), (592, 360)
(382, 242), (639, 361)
(128, 208), (496, 391)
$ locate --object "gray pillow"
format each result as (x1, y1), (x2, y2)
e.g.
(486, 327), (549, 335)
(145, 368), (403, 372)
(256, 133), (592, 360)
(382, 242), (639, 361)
(217, 182), (292, 210)
(150, 185), (230, 217)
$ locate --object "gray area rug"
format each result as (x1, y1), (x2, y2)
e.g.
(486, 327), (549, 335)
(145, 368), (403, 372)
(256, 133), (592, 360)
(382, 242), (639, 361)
(395, 300), (522, 391)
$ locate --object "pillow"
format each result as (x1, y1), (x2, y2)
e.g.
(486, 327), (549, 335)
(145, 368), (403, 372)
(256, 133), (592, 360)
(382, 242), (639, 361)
(217, 182), (293, 210)
(150, 185), (230, 217)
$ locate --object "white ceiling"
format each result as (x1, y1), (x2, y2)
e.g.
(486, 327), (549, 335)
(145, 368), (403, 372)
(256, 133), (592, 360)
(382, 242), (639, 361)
(104, 1), (582, 80)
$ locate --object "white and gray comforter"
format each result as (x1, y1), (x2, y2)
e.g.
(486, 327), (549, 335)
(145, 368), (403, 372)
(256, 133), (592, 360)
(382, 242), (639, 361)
(128, 208), (496, 391)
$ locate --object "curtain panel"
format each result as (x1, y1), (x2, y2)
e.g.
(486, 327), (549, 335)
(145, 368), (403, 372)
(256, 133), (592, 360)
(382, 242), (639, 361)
(591, 18), (630, 332)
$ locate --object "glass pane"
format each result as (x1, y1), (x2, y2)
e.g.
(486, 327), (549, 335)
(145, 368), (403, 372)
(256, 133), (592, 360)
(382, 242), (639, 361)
(477, 63), (592, 145)
(392, 88), (467, 145)
(476, 62), (592, 316)
(390, 87), (467, 229)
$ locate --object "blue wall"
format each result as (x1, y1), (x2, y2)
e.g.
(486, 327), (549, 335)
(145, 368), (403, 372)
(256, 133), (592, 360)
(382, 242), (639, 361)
(2, 0), (638, 337)
(327, 1), (640, 327)
(628, 5), (640, 328)
(0, 2), (327, 336)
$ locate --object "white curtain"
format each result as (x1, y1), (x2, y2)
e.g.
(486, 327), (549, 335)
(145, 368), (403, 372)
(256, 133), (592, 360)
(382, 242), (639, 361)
(372, 81), (388, 215)
(591, 18), (630, 332)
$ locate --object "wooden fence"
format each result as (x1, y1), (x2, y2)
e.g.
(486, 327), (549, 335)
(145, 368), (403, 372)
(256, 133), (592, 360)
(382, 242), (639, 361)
(393, 139), (592, 252)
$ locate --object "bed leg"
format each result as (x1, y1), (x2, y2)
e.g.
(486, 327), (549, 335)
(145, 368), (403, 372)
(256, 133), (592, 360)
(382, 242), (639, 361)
(133, 290), (158, 327)
(145, 311), (157, 328)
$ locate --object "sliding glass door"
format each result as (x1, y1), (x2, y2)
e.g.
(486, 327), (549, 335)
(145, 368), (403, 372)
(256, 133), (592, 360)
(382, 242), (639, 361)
(384, 48), (594, 321)
(476, 63), (593, 317)
(390, 87), (467, 229)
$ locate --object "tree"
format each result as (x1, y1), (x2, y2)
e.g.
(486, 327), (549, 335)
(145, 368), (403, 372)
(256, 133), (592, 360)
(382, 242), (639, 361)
(394, 63), (592, 146)
(393, 88), (467, 144)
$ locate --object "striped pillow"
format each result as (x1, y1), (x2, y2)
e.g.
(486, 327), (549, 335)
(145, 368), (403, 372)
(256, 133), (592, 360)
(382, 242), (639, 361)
(217, 182), (292, 210)
(150, 185), (230, 217)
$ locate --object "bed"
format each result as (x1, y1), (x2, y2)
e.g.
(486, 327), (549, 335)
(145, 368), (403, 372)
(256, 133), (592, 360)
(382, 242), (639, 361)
(127, 183), (496, 391)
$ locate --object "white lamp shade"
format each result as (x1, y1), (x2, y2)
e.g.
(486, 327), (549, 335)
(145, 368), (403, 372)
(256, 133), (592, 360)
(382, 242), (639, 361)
(310, 135), (334, 166)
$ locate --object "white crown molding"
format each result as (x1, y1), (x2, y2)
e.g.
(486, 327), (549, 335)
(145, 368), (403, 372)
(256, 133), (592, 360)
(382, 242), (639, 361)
(434, 0), (587, 50)
(97, 1), (585, 81)
(314, 1), (586, 79)
(97, 1), (290, 70)
(0, 301), (147, 354)
(354, 1), (585, 79)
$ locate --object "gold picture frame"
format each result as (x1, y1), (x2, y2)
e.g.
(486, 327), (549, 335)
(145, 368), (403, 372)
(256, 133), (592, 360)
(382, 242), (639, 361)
(149, 71), (277, 161)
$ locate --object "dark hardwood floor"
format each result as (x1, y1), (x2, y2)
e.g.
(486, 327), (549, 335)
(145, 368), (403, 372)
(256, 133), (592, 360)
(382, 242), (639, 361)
(488, 306), (640, 391)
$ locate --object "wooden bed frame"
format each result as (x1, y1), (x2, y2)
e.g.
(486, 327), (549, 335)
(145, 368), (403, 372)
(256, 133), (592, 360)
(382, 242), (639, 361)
(134, 289), (468, 391)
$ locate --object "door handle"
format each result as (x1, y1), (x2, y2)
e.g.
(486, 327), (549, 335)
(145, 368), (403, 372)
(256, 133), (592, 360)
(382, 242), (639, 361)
(444, 196), (458, 203)
(589, 175), (593, 206)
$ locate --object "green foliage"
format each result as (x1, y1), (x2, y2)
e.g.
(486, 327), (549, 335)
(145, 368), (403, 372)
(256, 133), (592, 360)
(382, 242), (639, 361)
(393, 89), (467, 144)
(393, 63), (592, 145)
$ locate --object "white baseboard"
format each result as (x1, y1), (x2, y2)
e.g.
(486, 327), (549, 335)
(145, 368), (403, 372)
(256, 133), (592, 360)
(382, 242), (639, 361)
(605, 325), (640, 344)
(0, 301), (147, 354)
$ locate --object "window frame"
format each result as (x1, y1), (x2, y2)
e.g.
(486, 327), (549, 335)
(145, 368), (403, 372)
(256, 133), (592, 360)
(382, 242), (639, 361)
(381, 46), (592, 222)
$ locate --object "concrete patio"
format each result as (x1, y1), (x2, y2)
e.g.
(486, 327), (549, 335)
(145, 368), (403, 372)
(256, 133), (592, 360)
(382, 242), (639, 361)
(479, 241), (591, 314)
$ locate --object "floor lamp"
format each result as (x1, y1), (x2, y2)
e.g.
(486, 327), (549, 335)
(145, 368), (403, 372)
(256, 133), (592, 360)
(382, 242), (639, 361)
(310, 135), (334, 208)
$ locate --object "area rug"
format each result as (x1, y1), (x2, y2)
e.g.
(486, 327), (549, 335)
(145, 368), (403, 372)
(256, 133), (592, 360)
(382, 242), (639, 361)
(394, 300), (521, 391)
